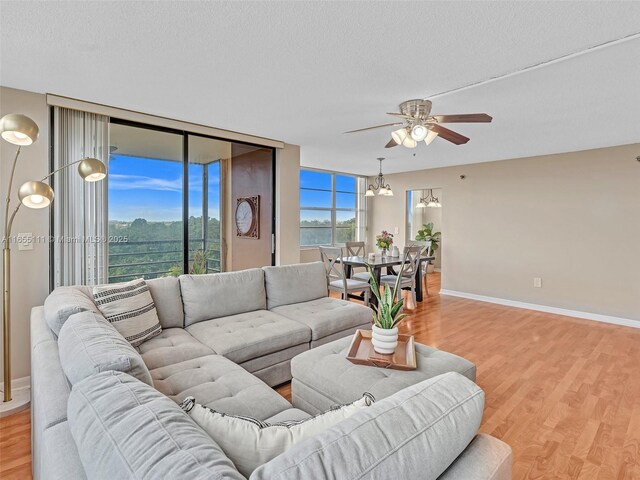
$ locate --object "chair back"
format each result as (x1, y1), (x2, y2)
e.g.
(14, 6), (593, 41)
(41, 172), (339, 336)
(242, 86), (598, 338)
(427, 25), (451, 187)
(319, 246), (346, 288)
(401, 245), (424, 277)
(345, 241), (365, 257)
(407, 241), (431, 256)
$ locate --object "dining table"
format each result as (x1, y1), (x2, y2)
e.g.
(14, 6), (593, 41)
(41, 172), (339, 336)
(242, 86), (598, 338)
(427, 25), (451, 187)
(339, 254), (435, 308)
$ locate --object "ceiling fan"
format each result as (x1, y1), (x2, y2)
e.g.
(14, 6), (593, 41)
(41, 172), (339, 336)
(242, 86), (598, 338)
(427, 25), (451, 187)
(344, 99), (492, 148)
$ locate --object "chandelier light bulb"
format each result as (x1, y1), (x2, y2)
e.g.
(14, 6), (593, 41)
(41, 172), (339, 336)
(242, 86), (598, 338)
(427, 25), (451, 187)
(411, 124), (428, 142)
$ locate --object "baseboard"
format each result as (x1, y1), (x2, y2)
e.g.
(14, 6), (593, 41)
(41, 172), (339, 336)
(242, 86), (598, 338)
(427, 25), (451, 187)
(439, 289), (640, 329)
(434, 268), (442, 273)
(0, 375), (30, 392)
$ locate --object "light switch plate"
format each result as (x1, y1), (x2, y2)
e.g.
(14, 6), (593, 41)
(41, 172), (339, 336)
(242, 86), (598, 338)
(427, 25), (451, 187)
(17, 233), (34, 251)
(533, 277), (542, 288)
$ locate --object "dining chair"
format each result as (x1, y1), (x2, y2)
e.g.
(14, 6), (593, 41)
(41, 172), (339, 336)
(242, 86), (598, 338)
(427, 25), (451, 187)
(407, 241), (431, 297)
(379, 245), (424, 307)
(345, 241), (370, 282)
(319, 246), (370, 306)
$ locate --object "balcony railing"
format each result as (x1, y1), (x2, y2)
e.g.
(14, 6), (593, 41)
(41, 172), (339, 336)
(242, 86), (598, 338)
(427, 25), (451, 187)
(108, 239), (221, 283)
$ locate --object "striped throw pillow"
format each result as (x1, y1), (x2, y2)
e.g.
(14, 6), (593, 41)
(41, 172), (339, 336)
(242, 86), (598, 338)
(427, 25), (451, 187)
(92, 278), (162, 347)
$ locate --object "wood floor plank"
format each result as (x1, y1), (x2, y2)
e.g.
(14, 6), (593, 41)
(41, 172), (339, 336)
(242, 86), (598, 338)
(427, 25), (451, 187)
(2, 272), (639, 479)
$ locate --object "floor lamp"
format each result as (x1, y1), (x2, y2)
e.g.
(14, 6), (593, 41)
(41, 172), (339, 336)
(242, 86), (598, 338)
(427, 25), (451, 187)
(0, 113), (107, 416)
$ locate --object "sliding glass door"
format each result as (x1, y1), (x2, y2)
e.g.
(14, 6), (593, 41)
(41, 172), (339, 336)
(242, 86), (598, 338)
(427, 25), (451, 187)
(188, 135), (224, 274)
(107, 121), (227, 282)
(107, 123), (185, 282)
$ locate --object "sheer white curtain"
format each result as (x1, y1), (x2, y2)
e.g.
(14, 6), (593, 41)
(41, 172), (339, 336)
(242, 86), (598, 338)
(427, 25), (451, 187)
(52, 107), (109, 287)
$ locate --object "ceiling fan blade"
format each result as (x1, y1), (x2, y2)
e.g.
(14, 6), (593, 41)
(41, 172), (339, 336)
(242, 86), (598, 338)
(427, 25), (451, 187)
(343, 122), (403, 134)
(429, 124), (470, 145)
(385, 139), (399, 148)
(387, 112), (416, 120)
(432, 113), (492, 123)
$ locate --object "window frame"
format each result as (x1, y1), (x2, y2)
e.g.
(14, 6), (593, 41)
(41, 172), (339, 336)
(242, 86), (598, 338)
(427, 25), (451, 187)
(299, 168), (362, 248)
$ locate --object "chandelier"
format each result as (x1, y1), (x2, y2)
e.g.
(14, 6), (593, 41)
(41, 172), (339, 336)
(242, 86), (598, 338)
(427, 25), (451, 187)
(365, 158), (393, 197)
(416, 188), (441, 208)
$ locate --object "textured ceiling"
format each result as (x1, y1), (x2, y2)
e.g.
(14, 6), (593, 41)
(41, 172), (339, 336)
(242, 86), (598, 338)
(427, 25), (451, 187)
(1, 1), (639, 175)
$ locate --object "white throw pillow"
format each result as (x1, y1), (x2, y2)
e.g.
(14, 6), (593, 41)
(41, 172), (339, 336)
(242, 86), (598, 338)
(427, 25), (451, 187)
(92, 278), (162, 347)
(181, 394), (375, 477)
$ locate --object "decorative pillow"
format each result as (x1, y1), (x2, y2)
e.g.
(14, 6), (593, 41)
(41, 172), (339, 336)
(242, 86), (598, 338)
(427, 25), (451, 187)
(92, 278), (162, 347)
(181, 393), (375, 477)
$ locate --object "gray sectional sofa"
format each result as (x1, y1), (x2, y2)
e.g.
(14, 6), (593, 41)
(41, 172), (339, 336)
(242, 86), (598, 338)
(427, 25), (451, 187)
(31, 261), (512, 479)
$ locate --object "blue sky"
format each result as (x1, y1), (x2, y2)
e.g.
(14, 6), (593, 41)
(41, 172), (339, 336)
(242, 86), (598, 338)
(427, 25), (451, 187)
(108, 154), (220, 222)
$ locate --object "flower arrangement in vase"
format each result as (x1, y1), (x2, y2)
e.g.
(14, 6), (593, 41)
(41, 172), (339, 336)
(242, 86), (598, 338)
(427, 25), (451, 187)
(367, 265), (408, 354)
(375, 230), (393, 256)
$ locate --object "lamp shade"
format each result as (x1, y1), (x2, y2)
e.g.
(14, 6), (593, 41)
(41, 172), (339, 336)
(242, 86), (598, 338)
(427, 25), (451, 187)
(0, 114), (39, 146)
(385, 188), (394, 196)
(365, 188), (375, 197)
(425, 129), (438, 145)
(18, 181), (54, 209)
(78, 158), (107, 182)
(391, 128), (408, 145)
(416, 201), (427, 208)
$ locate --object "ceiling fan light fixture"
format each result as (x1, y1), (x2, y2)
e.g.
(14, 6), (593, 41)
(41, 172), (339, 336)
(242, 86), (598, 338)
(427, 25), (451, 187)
(410, 124), (428, 142)
(424, 129), (438, 145)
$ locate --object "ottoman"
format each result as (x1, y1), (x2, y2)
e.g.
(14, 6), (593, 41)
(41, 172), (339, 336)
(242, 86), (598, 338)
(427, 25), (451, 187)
(291, 335), (476, 414)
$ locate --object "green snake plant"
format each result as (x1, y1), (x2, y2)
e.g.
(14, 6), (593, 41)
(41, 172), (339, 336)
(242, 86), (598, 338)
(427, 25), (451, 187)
(367, 264), (409, 329)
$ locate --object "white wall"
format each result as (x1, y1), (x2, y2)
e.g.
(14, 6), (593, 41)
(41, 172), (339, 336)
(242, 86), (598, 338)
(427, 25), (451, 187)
(0, 87), (50, 380)
(368, 143), (640, 321)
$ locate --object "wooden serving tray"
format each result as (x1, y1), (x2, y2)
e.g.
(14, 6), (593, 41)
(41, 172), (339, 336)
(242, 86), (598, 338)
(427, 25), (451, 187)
(346, 329), (417, 370)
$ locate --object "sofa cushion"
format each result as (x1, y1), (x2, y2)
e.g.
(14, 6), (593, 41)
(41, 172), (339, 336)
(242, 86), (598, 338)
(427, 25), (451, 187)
(183, 393), (374, 477)
(263, 262), (327, 309)
(146, 276), (184, 329)
(137, 328), (214, 370)
(150, 354), (291, 420)
(93, 278), (162, 346)
(179, 269), (267, 326)
(250, 372), (484, 480)
(67, 371), (244, 480)
(58, 310), (153, 386)
(42, 421), (87, 480)
(271, 297), (371, 341)
(44, 285), (97, 336)
(186, 310), (311, 364)
(264, 408), (311, 424)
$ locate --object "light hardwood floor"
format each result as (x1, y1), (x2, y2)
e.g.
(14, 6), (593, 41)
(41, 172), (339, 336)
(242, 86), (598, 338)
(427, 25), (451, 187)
(2, 273), (639, 479)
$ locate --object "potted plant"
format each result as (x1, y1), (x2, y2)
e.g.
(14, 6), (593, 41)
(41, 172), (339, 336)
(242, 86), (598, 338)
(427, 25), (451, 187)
(415, 222), (441, 272)
(375, 230), (393, 256)
(367, 265), (408, 354)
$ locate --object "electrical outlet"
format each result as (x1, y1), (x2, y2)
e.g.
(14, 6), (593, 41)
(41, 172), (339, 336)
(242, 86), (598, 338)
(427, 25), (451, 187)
(394, 226), (399, 235)
(533, 277), (542, 288)
(17, 233), (34, 251)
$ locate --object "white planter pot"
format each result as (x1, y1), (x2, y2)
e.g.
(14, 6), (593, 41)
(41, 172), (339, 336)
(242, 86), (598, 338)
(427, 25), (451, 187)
(371, 325), (399, 354)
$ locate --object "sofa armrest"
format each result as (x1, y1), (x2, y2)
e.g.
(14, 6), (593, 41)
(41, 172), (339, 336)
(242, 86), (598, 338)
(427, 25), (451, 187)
(251, 372), (485, 480)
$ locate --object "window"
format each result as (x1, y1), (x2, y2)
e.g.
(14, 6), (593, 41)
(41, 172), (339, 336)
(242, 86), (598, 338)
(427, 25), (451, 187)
(300, 169), (365, 247)
(107, 120), (273, 282)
